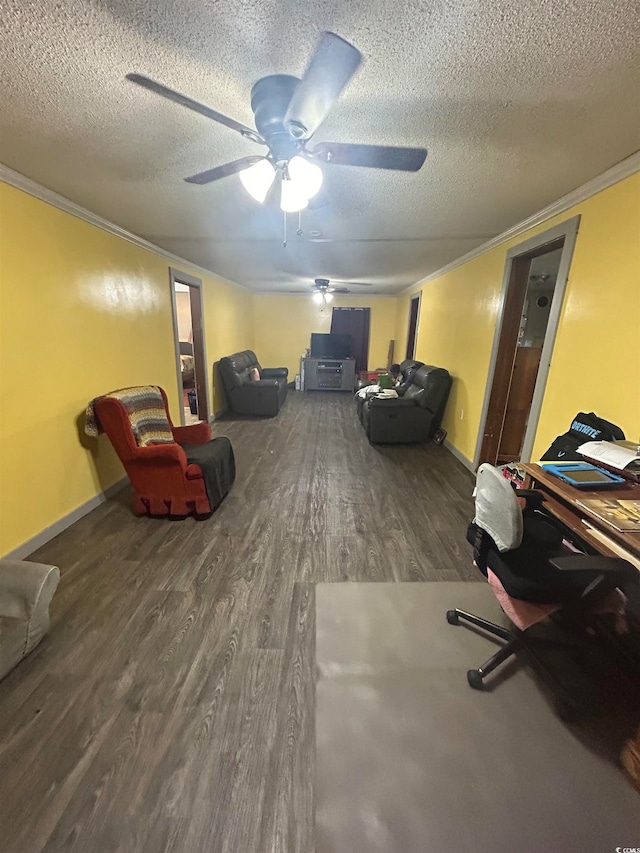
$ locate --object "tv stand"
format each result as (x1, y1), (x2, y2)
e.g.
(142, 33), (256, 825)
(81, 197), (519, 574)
(302, 357), (356, 391)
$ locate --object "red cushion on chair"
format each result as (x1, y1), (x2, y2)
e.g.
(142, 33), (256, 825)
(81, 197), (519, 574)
(94, 386), (212, 518)
(487, 569), (560, 631)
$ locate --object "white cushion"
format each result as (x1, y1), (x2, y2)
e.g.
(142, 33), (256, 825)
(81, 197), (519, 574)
(0, 560), (59, 680)
(474, 464), (523, 553)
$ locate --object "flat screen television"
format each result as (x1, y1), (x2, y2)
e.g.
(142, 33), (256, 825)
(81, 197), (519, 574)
(310, 333), (353, 359)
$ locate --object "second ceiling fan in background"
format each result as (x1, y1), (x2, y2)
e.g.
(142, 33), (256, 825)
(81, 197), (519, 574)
(127, 32), (428, 213)
(297, 278), (373, 303)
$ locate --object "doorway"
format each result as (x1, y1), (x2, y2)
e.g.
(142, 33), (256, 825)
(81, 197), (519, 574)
(330, 307), (371, 375)
(475, 216), (580, 467)
(406, 294), (421, 359)
(169, 268), (209, 425)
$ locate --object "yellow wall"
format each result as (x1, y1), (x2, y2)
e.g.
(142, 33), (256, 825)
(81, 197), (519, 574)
(202, 275), (254, 414)
(253, 294), (398, 379)
(0, 182), (253, 556)
(403, 172), (640, 462)
(2, 171), (638, 555)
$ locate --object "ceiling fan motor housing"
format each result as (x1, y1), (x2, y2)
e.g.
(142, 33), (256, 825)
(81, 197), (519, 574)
(126, 32), (427, 191)
(250, 75), (302, 163)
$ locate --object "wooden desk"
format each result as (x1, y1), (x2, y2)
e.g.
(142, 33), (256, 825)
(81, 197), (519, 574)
(522, 464), (640, 790)
(521, 463), (640, 563)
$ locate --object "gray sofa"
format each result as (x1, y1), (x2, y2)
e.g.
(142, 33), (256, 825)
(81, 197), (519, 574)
(0, 559), (59, 681)
(218, 350), (288, 417)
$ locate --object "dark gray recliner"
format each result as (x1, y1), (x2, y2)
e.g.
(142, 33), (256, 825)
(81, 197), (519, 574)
(359, 364), (452, 444)
(355, 359), (423, 422)
(395, 358), (425, 395)
(218, 350), (288, 417)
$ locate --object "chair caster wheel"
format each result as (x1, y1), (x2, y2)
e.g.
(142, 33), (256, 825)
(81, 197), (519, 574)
(446, 610), (459, 625)
(467, 669), (484, 690)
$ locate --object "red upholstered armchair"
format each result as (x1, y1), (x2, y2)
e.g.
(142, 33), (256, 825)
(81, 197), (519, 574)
(94, 387), (217, 517)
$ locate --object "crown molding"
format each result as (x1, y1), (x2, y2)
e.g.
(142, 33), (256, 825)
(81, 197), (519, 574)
(253, 290), (395, 297)
(0, 164), (249, 292)
(402, 150), (640, 295)
(3, 151), (638, 299)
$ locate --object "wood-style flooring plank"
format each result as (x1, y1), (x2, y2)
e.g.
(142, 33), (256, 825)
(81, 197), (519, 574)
(183, 649), (284, 853)
(0, 677), (125, 853)
(259, 582), (315, 853)
(0, 391), (475, 852)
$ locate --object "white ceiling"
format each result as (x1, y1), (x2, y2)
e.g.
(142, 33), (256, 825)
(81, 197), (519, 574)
(527, 247), (563, 290)
(1, 0), (639, 294)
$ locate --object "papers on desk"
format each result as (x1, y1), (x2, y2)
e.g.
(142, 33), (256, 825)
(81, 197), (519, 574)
(576, 498), (640, 532)
(578, 440), (640, 473)
(531, 459), (573, 466)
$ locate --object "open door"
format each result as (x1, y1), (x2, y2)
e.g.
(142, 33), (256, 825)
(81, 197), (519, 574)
(169, 268), (210, 425)
(476, 217), (580, 467)
(406, 294), (421, 359)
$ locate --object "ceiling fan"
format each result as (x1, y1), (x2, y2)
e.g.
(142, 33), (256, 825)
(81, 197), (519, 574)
(294, 278), (372, 302)
(126, 32), (427, 214)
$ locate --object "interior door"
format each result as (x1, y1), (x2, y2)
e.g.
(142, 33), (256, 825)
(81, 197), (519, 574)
(478, 238), (565, 467)
(497, 346), (542, 462)
(188, 284), (209, 421)
(478, 256), (530, 465)
(170, 268), (209, 425)
(406, 295), (420, 359)
(330, 307), (371, 375)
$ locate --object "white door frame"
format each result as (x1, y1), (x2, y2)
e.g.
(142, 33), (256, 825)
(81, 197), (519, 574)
(473, 215), (580, 466)
(406, 291), (422, 360)
(169, 267), (210, 426)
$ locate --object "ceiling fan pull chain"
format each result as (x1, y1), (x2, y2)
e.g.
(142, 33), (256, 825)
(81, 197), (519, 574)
(283, 211), (287, 248)
(297, 210), (303, 237)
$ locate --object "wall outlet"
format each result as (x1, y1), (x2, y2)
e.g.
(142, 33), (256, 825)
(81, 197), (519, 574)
(459, 408), (464, 420)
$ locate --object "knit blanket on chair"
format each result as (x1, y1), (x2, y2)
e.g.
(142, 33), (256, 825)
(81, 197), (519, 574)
(85, 385), (175, 446)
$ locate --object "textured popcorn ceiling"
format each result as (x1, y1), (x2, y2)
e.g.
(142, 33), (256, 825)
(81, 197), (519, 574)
(1, 0), (639, 293)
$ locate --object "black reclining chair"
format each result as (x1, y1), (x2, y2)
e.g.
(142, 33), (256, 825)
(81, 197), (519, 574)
(218, 350), (288, 417)
(447, 463), (638, 716)
(358, 364), (451, 444)
(355, 359), (424, 422)
(395, 358), (424, 395)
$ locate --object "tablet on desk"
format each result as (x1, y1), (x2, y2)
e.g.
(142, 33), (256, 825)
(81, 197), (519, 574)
(541, 462), (626, 489)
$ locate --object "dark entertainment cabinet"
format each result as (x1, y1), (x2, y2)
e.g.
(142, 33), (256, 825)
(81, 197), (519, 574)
(302, 357), (356, 391)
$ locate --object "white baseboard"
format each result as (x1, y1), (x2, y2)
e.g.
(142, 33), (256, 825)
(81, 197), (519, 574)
(2, 476), (128, 561)
(443, 439), (475, 473)
(1, 441), (473, 561)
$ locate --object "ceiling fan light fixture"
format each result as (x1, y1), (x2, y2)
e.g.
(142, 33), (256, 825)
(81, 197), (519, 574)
(128, 31), (429, 213)
(288, 155), (323, 199)
(280, 177), (309, 212)
(239, 158), (276, 202)
(312, 291), (324, 304)
(324, 292), (333, 303)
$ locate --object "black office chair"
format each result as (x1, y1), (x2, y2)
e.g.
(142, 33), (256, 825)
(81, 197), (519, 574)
(447, 464), (637, 715)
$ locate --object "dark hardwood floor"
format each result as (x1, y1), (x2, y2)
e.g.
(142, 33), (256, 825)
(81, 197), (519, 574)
(0, 391), (475, 853)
